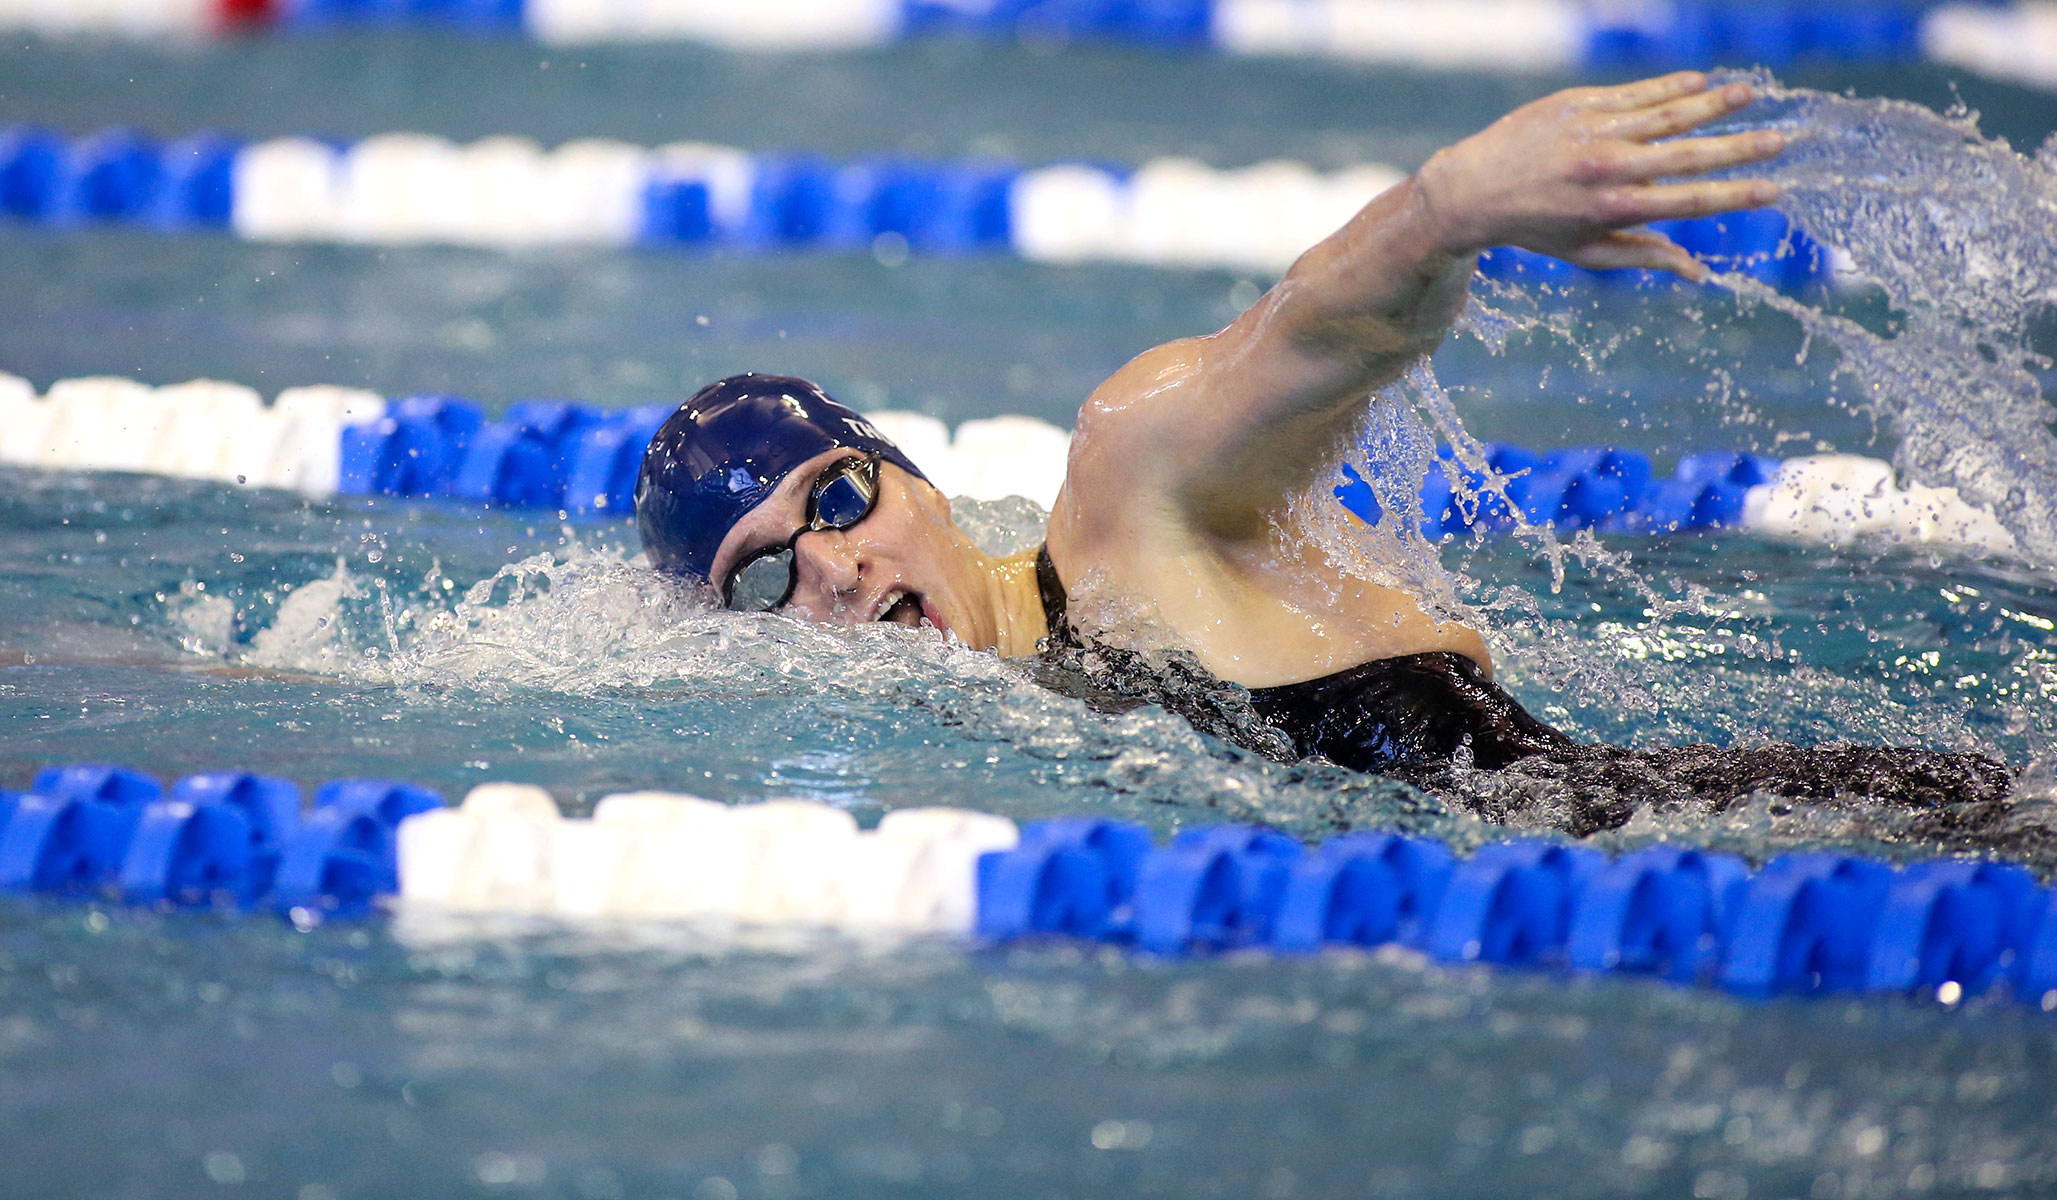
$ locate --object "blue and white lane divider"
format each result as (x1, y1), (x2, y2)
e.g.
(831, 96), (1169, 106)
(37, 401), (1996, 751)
(0, 126), (1834, 285)
(0, 370), (2021, 552)
(3, 0), (2053, 93)
(5, 762), (2057, 1007)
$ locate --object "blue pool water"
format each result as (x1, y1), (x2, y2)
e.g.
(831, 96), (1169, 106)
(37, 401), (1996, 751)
(4, 31), (2057, 1200)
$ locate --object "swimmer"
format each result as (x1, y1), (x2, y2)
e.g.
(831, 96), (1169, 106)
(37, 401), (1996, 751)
(636, 73), (2014, 821)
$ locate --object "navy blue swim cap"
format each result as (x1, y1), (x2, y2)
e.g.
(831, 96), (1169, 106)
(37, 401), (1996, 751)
(636, 373), (928, 580)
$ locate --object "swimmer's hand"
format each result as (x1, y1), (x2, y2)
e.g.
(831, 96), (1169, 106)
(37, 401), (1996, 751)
(1415, 72), (1787, 282)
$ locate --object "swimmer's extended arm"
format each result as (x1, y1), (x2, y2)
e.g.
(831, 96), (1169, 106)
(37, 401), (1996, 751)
(1063, 73), (1786, 545)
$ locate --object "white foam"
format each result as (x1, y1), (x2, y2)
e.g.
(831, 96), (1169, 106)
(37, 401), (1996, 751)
(1734, 78), (2057, 560)
(245, 567), (362, 670)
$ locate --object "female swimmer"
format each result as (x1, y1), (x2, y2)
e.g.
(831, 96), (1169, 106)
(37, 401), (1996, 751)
(634, 72), (2015, 829)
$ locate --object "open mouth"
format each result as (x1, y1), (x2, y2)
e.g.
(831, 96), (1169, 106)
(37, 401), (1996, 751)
(879, 592), (927, 628)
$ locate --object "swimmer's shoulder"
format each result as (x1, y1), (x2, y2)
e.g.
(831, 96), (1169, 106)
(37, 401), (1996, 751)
(1051, 328), (1318, 620)
(1055, 337), (1211, 547)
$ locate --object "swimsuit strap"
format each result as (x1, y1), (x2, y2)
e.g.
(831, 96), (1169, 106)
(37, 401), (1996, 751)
(1034, 543), (1075, 648)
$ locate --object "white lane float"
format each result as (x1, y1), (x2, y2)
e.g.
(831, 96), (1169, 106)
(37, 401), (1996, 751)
(1741, 453), (2021, 555)
(394, 784), (1013, 932)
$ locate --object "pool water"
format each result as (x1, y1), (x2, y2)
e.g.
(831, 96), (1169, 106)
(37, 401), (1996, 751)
(3, 30), (2057, 1200)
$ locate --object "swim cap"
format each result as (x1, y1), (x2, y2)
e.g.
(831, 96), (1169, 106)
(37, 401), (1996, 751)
(635, 373), (928, 580)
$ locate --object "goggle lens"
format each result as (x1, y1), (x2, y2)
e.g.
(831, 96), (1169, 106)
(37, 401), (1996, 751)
(726, 548), (797, 612)
(812, 469), (874, 529)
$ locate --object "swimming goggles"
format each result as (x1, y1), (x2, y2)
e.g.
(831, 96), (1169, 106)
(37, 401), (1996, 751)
(720, 453), (882, 612)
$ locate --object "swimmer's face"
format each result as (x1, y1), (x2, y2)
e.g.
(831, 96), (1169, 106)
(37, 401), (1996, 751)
(706, 449), (995, 647)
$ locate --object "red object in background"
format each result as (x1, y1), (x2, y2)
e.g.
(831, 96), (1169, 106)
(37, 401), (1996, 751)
(217, 0), (276, 27)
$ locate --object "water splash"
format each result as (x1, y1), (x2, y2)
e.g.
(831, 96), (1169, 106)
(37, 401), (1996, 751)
(206, 501), (1427, 840)
(1372, 75), (2050, 662)
(1717, 72), (2057, 560)
(1266, 74), (2057, 848)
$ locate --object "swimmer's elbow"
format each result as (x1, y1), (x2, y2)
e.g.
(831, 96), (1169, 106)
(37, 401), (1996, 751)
(1246, 269), (1459, 388)
(1254, 197), (1475, 374)
(1288, 310), (1450, 375)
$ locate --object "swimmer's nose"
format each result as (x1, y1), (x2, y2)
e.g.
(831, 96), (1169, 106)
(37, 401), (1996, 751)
(790, 528), (864, 614)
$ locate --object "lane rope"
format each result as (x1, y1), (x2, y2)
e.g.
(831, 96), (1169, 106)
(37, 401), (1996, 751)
(0, 369), (2019, 552)
(3, 762), (2054, 1008)
(0, 125), (1835, 285)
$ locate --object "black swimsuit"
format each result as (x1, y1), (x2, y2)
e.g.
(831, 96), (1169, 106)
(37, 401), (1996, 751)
(1032, 546), (2025, 851)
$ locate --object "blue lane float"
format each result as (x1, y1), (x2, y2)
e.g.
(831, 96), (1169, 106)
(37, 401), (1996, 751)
(973, 817), (2057, 1004)
(1333, 445), (1781, 540)
(0, 765), (439, 916)
(4, 760), (2054, 1008)
(1582, 2), (1925, 68)
(337, 395), (670, 515)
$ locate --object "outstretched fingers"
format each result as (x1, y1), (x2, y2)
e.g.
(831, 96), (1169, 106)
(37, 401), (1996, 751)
(1603, 177), (1782, 224)
(1613, 81), (1757, 142)
(1562, 230), (1706, 281)
(1586, 71), (1710, 113)
(1629, 129), (1788, 181)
